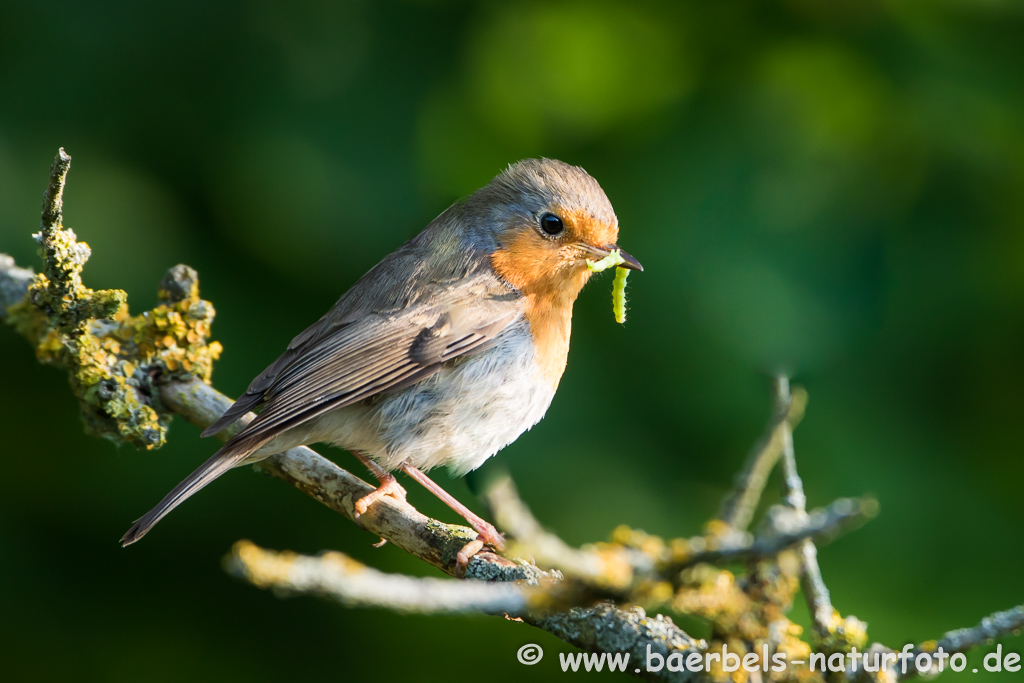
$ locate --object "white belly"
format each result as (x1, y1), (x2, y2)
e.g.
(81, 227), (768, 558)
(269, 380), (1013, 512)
(298, 322), (555, 475)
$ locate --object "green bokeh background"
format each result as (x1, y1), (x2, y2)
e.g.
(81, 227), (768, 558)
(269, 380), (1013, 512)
(1, 1), (1022, 681)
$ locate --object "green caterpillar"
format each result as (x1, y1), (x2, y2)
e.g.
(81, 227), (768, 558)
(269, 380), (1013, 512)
(586, 250), (630, 324)
(612, 266), (629, 324)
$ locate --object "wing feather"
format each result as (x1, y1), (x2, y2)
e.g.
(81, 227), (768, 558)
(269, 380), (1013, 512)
(205, 274), (521, 454)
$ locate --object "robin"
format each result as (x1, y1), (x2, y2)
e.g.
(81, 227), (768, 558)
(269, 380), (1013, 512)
(121, 158), (642, 570)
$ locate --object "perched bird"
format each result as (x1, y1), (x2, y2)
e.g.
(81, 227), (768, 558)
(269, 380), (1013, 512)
(121, 158), (641, 569)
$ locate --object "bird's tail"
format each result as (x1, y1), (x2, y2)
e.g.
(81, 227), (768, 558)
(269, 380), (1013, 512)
(120, 443), (254, 546)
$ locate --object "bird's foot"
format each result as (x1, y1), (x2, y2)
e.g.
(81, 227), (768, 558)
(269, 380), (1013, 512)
(455, 520), (505, 577)
(353, 473), (408, 517)
(397, 463), (505, 577)
(455, 539), (485, 577)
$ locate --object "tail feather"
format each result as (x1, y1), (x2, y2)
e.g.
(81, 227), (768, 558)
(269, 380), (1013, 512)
(120, 443), (254, 546)
(200, 392), (262, 438)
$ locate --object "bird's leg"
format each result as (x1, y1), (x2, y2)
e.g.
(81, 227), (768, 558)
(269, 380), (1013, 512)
(400, 464), (505, 575)
(351, 450), (408, 516)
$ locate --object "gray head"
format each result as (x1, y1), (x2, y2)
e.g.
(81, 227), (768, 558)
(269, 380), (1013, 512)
(461, 159), (641, 290)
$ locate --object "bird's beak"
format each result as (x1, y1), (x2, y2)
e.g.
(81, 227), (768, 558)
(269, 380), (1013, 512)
(581, 244), (644, 271)
(614, 247), (644, 271)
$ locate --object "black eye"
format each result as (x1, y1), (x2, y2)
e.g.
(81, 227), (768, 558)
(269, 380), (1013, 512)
(539, 212), (565, 236)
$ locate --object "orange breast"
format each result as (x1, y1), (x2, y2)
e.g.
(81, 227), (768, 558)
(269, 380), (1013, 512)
(520, 289), (575, 390)
(490, 232), (591, 390)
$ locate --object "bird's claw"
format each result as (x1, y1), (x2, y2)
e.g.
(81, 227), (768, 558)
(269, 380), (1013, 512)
(454, 523), (506, 578)
(353, 475), (408, 517)
(455, 539), (485, 577)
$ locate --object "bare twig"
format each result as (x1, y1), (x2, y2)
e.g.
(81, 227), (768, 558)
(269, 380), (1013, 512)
(777, 377), (806, 512)
(931, 604), (1024, 654)
(774, 375), (835, 639)
(227, 540), (533, 614)
(676, 497), (877, 570)
(893, 604), (1024, 679)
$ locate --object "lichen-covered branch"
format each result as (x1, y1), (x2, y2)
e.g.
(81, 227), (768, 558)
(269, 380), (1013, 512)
(39, 148), (71, 230)
(528, 605), (704, 683)
(226, 538), (705, 683)
(845, 605), (1024, 681)
(486, 472), (875, 594)
(4, 150), (221, 448)
(21, 147), (125, 336)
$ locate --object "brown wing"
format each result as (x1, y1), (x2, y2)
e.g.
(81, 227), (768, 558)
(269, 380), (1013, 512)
(199, 311), (350, 438)
(203, 273), (521, 457)
(203, 203), (507, 439)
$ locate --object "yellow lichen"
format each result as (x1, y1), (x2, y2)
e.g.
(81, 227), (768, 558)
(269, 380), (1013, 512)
(817, 610), (869, 653)
(10, 218), (222, 450)
(232, 540), (300, 589)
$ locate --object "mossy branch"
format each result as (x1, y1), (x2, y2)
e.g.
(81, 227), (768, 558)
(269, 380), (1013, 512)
(5, 150), (222, 448)
(2, 150), (1021, 683)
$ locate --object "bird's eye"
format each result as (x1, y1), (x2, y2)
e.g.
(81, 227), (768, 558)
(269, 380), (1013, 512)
(539, 212), (565, 237)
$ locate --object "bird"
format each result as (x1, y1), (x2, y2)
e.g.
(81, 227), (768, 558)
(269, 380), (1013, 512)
(120, 158), (642, 570)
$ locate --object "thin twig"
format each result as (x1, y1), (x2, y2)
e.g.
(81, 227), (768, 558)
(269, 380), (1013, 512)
(867, 604), (1024, 680)
(777, 377), (806, 511)
(774, 375), (835, 638)
(675, 497), (877, 570)
(39, 147), (71, 234)
(931, 604), (1024, 654)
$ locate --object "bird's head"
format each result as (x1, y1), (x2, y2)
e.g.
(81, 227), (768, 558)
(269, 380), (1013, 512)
(468, 158), (642, 299)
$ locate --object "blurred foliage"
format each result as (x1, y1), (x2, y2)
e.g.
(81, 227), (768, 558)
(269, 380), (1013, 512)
(1, 1), (1022, 681)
